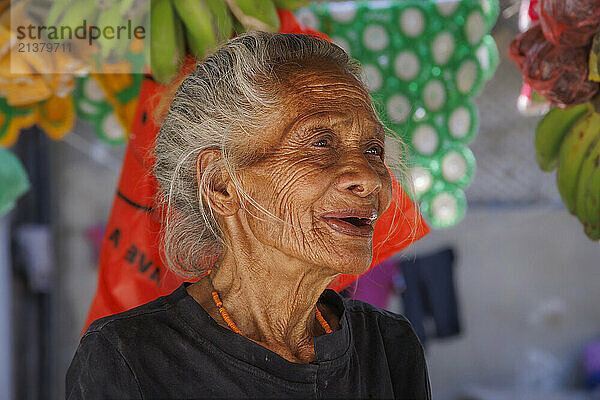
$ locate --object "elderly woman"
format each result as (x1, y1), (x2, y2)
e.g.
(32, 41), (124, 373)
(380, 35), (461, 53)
(67, 32), (431, 399)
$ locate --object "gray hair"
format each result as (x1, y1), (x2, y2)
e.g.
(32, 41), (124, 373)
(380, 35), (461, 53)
(154, 31), (415, 279)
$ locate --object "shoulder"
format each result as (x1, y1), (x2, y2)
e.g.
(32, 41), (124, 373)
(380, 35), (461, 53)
(67, 286), (191, 398)
(342, 298), (431, 399)
(343, 296), (409, 323)
(66, 328), (143, 398)
(343, 297), (420, 343)
(85, 295), (169, 335)
(83, 285), (186, 342)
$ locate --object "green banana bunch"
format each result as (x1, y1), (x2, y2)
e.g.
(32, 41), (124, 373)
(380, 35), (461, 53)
(172, 0), (217, 59)
(556, 111), (600, 214)
(54, 0), (99, 40)
(95, 0), (123, 60)
(206, 0), (235, 42)
(535, 103), (590, 172)
(582, 149), (600, 239)
(121, 0), (152, 63)
(533, 103), (600, 240)
(232, 13), (247, 35)
(575, 134), (600, 238)
(149, 0), (186, 84)
(224, 0), (280, 32)
(119, 0), (139, 17)
(46, 0), (75, 28)
(145, 0), (288, 82)
(111, 8), (146, 63)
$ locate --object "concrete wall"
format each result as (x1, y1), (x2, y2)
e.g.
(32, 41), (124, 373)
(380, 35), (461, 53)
(410, 208), (600, 400)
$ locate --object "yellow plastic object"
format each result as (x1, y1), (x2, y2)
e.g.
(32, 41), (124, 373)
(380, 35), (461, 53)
(37, 95), (76, 140)
(0, 94), (76, 147)
(0, 106), (37, 147)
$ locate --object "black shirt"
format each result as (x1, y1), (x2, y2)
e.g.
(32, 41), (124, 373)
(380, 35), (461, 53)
(66, 282), (431, 399)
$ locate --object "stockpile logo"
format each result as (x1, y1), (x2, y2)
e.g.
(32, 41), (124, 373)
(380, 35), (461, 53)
(9, 0), (150, 74)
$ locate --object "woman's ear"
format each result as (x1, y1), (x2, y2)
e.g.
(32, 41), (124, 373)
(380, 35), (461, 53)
(196, 149), (239, 216)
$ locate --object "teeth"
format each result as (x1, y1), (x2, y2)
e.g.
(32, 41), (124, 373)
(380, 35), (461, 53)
(323, 212), (377, 227)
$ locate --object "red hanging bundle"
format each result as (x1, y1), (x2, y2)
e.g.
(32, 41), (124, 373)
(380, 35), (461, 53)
(537, 0), (600, 48)
(509, 24), (599, 106)
(510, 1), (600, 106)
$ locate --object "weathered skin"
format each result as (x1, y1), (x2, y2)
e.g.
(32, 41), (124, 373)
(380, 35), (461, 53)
(187, 63), (393, 364)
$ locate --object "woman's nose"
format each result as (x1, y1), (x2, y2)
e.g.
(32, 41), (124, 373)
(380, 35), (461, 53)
(334, 155), (382, 198)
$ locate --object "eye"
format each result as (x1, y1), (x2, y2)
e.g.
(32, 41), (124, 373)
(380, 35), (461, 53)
(312, 137), (332, 147)
(365, 145), (384, 157)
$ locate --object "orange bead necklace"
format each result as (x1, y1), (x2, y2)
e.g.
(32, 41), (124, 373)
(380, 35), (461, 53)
(209, 284), (333, 336)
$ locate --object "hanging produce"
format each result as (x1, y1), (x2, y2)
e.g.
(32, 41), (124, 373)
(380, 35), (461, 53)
(510, 0), (600, 108)
(534, 102), (600, 240)
(514, 0), (550, 116)
(538, 0), (600, 48)
(145, 0), (314, 84)
(509, 24), (599, 106)
(511, 1), (600, 240)
(147, 0), (305, 84)
(44, 0), (147, 67)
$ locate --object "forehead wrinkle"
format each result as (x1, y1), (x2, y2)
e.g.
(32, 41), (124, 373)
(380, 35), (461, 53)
(295, 83), (368, 101)
(270, 68), (384, 145)
(290, 85), (376, 120)
(300, 82), (365, 91)
(287, 66), (367, 93)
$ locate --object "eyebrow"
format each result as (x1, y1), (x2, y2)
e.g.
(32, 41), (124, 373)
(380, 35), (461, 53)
(286, 112), (386, 142)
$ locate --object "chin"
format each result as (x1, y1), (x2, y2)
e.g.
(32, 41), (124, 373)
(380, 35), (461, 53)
(327, 249), (374, 275)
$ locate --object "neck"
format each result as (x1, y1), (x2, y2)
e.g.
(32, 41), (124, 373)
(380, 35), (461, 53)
(209, 248), (339, 363)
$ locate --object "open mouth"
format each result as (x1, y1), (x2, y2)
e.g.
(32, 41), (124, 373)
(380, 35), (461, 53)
(320, 210), (377, 238)
(338, 217), (372, 227)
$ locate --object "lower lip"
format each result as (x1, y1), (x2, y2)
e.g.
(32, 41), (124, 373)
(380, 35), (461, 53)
(321, 217), (374, 238)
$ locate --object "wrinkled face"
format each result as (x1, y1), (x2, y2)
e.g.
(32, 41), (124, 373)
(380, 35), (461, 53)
(237, 65), (393, 275)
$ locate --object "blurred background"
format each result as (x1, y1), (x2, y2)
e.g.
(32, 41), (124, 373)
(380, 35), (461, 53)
(1, 0), (600, 399)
